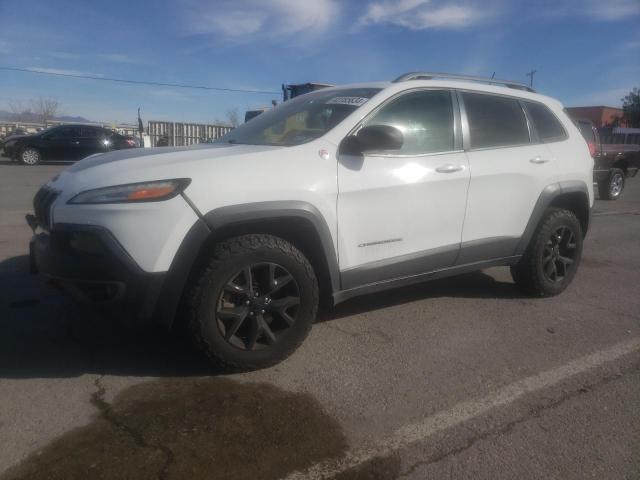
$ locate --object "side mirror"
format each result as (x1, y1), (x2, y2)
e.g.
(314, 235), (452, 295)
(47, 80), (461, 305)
(340, 125), (403, 155)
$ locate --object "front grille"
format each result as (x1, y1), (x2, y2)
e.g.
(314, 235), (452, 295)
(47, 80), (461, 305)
(33, 185), (60, 230)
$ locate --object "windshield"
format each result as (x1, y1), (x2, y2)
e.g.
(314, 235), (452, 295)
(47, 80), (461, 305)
(217, 88), (381, 147)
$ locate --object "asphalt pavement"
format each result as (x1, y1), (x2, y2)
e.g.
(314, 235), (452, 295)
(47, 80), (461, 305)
(0, 157), (638, 479)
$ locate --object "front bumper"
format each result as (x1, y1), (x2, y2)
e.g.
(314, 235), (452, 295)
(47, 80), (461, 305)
(30, 224), (165, 320)
(2, 143), (14, 158)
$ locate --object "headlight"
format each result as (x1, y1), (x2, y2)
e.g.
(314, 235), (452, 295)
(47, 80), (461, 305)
(68, 178), (191, 204)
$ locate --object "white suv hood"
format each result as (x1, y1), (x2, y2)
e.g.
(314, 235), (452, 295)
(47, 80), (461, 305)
(48, 143), (283, 196)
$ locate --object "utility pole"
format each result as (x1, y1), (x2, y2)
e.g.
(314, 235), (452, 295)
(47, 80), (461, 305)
(526, 69), (537, 88)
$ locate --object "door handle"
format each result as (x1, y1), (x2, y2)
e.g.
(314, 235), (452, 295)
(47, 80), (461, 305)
(70, 141), (80, 145)
(435, 164), (464, 173)
(529, 156), (550, 164)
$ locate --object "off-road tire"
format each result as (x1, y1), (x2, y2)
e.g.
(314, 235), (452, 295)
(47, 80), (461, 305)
(597, 168), (624, 200)
(20, 147), (41, 166)
(511, 208), (583, 297)
(186, 234), (318, 371)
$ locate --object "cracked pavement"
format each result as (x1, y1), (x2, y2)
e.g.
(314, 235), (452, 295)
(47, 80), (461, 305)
(1, 159), (639, 479)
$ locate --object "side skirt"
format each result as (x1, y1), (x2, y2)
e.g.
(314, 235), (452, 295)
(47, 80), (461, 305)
(332, 255), (521, 304)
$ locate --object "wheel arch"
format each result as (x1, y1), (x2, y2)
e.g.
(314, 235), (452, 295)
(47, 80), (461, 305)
(19, 142), (38, 152)
(152, 201), (340, 330)
(612, 158), (629, 174)
(515, 181), (591, 256)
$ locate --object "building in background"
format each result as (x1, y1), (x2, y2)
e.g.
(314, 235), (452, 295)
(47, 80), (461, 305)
(565, 106), (627, 128)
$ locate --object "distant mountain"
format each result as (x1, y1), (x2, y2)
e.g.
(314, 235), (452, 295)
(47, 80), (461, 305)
(0, 110), (92, 124)
(57, 114), (93, 123)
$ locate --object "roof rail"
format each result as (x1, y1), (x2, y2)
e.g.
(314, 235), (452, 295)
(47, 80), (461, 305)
(393, 72), (535, 93)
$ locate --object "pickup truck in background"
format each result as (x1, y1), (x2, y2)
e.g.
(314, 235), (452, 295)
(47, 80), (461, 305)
(573, 119), (640, 200)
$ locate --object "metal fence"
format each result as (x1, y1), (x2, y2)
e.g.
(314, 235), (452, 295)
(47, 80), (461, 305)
(147, 121), (233, 146)
(0, 121), (139, 138)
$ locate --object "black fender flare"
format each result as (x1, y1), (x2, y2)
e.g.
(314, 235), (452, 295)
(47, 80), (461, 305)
(203, 201), (340, 292)
(515, 180), (591, 256)
(151, 201), (340, 329)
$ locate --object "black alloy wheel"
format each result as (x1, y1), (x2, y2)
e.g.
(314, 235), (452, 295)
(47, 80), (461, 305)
(510, 208), (583, 297)
(216, 263), (300, 351)
(187, 233), (318, 370)
(542, 226), (577, 283)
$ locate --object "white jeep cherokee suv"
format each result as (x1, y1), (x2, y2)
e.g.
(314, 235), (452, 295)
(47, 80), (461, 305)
(29, 72), (593, 370)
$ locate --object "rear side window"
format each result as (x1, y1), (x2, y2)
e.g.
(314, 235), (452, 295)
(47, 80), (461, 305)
(364, 90), (455, 155)
(462, 93), (529, 149)
(50, 126), (81, 139)
(81, 127), (101, 138)
(524, 102), (566, 142)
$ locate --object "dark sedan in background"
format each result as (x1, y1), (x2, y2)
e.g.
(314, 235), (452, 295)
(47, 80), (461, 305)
(2, 124), (137, 165)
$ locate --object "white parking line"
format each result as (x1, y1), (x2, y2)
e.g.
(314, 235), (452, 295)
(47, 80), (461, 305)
(284, 338), (640, 479)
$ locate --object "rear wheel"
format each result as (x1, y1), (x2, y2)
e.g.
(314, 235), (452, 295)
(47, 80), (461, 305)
(187, 234), (318, 371)
(511, 208), (583, 297)
(597, 168), (624, 200)
(20, 147), (41, 166)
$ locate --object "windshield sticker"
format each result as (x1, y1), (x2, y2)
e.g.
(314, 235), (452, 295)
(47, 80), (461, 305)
(326, 96), (370, 107)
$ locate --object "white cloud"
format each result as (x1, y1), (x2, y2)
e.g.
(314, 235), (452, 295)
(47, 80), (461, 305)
(361, 0), (428, 25)
(48, 51), (137, 64)
(359, 0), (488, 30)
(584, 0), (640, 20)
(185, 0), (339, 41)
(28, 67), (103, 77)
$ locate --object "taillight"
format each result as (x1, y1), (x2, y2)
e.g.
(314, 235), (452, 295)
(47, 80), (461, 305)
(125, 138), (136, 147)
(587, 142), (596, 157)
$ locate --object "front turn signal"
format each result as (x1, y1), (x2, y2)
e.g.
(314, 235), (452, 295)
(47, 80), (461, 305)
(68, 179), (191, 204)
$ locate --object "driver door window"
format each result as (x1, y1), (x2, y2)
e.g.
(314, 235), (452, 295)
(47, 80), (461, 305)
(362, 90), (455, 155)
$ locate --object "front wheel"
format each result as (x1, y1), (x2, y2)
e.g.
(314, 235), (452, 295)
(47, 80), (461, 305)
(598, 168), (624, 200)
(511, 208), (583, 297)
(186, 234), (318, 371)
(20, 147), (41, 166)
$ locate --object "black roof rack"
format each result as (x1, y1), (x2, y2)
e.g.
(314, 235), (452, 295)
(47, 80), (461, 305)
(393, 71), (535, 93)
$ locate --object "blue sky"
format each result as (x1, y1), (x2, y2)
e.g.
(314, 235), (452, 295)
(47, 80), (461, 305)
(0, 0), (638, 125)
